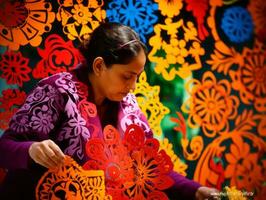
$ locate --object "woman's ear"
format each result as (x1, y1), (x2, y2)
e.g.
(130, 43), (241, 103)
(92, 57), (105, 76)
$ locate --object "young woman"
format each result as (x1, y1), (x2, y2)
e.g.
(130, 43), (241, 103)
(0, 22), (219, 200)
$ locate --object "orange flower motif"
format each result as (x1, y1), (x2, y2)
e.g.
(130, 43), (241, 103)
(0, 51), (31, 86)
(182, 71), (239, 137)
(230, 41), (266, 112)
(0, 0), (55, 50)
(225, 141), (265, 192)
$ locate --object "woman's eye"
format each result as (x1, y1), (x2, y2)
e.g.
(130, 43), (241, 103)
(123, 75), (132, 80)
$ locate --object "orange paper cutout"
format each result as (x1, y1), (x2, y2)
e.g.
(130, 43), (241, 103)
(36, 156), (111, 200)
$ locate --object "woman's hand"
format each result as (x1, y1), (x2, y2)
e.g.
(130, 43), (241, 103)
(28, 139), (65, 169)
(195, 186), (220, 200)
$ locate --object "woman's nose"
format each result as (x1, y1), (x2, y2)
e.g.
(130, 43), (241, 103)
(129, 78), (137, 91)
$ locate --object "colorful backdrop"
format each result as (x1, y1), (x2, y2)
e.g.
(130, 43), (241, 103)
(0, 0), (265, 199)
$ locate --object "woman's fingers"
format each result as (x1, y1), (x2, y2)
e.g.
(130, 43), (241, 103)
(35, 152), (55, 169)
(29, 140), (65, 169)
(47, 140), (65, 161)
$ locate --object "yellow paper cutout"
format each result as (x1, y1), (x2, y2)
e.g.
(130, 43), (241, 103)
(154, 0), (183, 18)
(57, 0), (106, 41)
(134, 72), (169, 136)
(148, 18), (204, 81)
(36, 156), (112, 200)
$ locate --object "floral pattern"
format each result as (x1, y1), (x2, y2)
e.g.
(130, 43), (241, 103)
(182, 71), (239, 137)
(106, 0), (158, 42)
(0, 0), (265, 198)
(0, 51), (31, 86)
(33, 34), (83, 79)
(0, 89), (26, 131)
(230, 41), (266, 112)
(134, 72), (169, 136)
(225, 140), (265, 192)
(83, 124), (174, 199)
(57, 0), (106, 41)
(221, 6), (253, 43)
(36, 156), (111, 200)
(0, 0), (55, 50)
(148, 18), (204, 80)
(154, 0), (183, 18)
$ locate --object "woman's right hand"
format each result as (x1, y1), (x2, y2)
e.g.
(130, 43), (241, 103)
(28, 139), (65, 169)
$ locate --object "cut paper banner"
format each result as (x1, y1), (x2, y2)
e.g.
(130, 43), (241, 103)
(36, 156), (111, 200)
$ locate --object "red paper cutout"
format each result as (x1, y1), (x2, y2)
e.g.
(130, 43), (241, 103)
(83, 124), (174, 199)
(33, 34), (83, 79)
(0, 51), (31, 86)
(185, 0), (209, 40)
(0, 88), (27, 130)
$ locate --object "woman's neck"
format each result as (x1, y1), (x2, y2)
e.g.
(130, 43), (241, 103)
(88, 74), (105, 106)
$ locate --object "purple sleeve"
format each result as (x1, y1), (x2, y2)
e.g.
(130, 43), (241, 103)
(0, 82), (65, 170)
(0, 131), (33, 169)
(167, 171), (201, 199)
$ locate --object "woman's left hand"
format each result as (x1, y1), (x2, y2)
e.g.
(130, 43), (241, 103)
(195, 186), (220, 200)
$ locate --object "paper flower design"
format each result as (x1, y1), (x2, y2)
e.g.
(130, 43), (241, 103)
(0, 88), (26, 131)
(106, 0), (158, 43)
(154, 0), (183, 18)
(57, 0), (106, 41)
(0, 0), (55, 50)
(230, 40), (266, 112)
(134, 72), (169, 136)
(221, 6), (253, 43)
(36, 156), (111, 200)
(148, 18), (205, 81)
(83, 124), (174, 199)
(33, 34), (83, 79)
(182, 71), (239, 137)
(0, 51), (31, 86)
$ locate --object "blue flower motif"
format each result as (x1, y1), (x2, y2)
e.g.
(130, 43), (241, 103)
(221, 6), (253, 43)
(106, 0), (158, 43)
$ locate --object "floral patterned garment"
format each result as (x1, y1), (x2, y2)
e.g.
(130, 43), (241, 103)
(0, 71), (153, 169)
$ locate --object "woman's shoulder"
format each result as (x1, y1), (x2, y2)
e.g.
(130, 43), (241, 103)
(38, 72), (74, 87)
(33, 72), (81, 101)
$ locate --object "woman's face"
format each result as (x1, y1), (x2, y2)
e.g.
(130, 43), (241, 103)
(98, 48), (146, 102)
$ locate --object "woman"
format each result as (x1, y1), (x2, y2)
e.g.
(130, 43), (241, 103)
(0, 22), (218, 199)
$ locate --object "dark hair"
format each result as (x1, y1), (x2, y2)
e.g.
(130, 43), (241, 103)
(79, 22), (147, 73)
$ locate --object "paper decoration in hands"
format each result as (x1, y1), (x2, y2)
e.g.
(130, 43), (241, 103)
(36, 156), (111, 200)
(83, 124), (174, 200)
